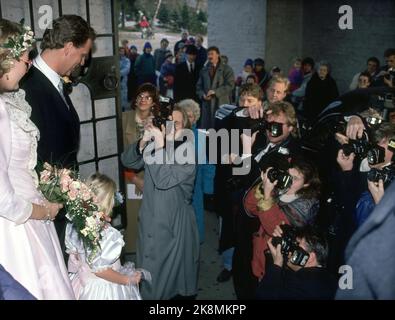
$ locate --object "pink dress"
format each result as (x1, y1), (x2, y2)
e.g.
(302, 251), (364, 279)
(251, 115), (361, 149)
(0, 91), (75, 300)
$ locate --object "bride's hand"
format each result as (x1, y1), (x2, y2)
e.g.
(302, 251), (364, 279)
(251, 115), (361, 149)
(31, 202), (63, 220)
(45, 201), (63, 219)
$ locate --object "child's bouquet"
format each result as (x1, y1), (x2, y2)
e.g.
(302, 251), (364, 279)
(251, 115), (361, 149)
(38, 162), (106, 262)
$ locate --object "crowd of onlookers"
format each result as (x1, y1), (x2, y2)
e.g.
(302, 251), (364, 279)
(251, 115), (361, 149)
(119, 29), (395, 300)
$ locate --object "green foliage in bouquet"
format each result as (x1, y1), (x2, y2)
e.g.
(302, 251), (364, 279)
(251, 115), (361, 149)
(38, 162), (106, 262)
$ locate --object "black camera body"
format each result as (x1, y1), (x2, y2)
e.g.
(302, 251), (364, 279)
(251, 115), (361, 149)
(384, 68), (395, 86)
(152, 96), (174, 129)
(236, 117), (283, 137)
(367, 144), (386, 165)
(341, 138), (371, 159)
(367, 165), (395, 187)
(335, 120), (371, 159)
(271, 225), (310, 267)
(267, 167), (293, 190)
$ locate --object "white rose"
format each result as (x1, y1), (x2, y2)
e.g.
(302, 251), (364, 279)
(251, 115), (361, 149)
(86, 216), (97, 228)
(81, 228), (89, 237)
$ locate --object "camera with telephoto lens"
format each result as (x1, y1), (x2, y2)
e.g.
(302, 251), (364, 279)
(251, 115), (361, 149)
(367, 165), (395, 187)
(271, 225), (310, 267)
(152, 96), (174, 129)
(267, 167), (293, 190)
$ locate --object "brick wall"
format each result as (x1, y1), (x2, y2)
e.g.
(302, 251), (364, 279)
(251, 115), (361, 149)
(208, 0), (267, 79)
(301, 0), (395, 94)
(208, 0), (395, 94)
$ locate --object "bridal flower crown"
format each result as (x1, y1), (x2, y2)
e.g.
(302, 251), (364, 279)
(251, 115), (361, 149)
(1, 19), (35, 60)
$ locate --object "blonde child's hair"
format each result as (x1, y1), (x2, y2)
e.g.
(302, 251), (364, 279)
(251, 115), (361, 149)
(86, 173), (116, 216)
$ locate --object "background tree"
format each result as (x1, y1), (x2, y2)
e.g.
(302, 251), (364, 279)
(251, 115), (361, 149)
(158, 4), (170, 25)
(180, 3), (190, 30)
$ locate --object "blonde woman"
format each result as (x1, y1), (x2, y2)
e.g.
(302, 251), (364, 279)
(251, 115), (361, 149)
(0, 18), (74, 299)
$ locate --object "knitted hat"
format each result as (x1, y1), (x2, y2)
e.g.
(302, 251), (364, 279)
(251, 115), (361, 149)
(144, 42), (152, 50)
(244, 58), (254, 67)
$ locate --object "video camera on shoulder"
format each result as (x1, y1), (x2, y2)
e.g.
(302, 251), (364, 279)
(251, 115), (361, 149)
(152, 96), (174, 129)
(271, 225), (310, 267)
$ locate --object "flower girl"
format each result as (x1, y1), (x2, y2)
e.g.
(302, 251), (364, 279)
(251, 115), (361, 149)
(65, 173), (147, 300)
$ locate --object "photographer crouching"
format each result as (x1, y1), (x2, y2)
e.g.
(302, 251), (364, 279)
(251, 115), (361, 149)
(256, 224), (337, 300)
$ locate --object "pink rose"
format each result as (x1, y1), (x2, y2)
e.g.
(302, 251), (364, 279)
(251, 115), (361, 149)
(81, 190), (92, 201)
(40, 170), (51, 184)
(69, 181), (81, 193)
(68, 189), (78, 201)
(43, 162), (53, 171)
(60, 175), (72, 193)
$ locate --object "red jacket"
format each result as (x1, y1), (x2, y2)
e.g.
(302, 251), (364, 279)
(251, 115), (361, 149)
(244, 187), (290, 279)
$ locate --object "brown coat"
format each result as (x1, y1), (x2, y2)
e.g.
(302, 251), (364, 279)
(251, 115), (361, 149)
(122, 109), (145, 253)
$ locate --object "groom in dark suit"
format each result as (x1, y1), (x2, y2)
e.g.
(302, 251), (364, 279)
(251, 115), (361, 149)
(21, 15), (96, 259)
(173, 45), (200, 102)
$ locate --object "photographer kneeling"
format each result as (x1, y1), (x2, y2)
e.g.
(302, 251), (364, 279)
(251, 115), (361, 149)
(256, 224), (337, 300)
(244, 156), (320, 281)
(121, 105), (199, 300)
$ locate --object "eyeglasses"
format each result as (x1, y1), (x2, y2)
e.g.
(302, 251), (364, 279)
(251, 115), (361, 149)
(19, 57), (32, 71)
(137, 94), (153, 102)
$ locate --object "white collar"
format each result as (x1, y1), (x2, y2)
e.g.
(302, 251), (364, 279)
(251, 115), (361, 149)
(280, 194), (299, 203)
(33, 54), (62, 91)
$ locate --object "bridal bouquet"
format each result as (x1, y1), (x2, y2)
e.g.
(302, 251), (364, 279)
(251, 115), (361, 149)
(38, 162), (106, 261)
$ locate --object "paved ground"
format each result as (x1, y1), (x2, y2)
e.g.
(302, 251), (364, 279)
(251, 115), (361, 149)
(196, 210), (236, 300)
(125, 209), (236, 300)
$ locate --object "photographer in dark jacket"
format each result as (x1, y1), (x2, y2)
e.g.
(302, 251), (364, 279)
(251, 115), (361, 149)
(257, 224), (337, 300)
(328, 122), (395, 272)
(214, 83), (264, 283)
(232, 100), (303, 299)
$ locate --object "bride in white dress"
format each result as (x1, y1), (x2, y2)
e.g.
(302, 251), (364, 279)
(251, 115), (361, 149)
(0, 18), (74, 299)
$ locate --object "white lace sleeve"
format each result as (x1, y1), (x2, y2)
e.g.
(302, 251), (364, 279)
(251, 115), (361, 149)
(0, 99), (32, 224)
